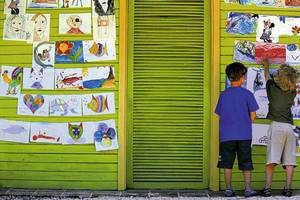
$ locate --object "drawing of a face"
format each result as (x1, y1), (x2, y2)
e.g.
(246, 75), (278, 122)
(34, 14), (47, 36)
(67, 15), (82, 29)
(10, 15), (24, 33)
(30, 68), (44, 82)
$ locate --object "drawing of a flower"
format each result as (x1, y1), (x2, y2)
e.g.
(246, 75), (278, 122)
(56, 41), (74, 55)
(292, 26), (300, 36)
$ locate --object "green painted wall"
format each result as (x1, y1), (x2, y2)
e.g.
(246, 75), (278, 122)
(0, 1), (119, 190)
(220, 2), (300, 190)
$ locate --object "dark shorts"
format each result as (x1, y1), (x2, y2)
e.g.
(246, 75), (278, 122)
(218, 140), (253, 171)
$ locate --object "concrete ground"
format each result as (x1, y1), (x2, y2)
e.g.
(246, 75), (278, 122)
(2, 190), (300, 200)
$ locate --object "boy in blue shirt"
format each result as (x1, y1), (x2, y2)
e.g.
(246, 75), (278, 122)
(215, 62), (259, 197)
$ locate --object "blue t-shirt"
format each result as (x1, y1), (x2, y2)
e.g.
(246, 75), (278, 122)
(215, 87), (259, 142)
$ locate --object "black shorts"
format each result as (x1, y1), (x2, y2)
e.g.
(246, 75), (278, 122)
(218, 140), (253, 171)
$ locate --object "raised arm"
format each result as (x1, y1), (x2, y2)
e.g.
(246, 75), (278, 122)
(262, 59), (270, 80)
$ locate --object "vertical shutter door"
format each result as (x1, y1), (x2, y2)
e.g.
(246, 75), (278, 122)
(128, 0), (210, 189)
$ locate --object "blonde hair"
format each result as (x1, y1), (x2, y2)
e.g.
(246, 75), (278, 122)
(273, 64), (299, 92)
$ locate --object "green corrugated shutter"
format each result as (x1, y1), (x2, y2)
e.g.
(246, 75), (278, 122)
(127, 0), (210, 189)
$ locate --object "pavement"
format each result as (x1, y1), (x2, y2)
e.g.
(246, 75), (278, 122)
(2, 190), (300, 200)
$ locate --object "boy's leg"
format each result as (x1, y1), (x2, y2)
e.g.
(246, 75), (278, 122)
(265, 164), (275, 188)
(243, 170), (251, 189)
(237, 140), (253, 189)
(285, 165), (294, 189)
(224, 168), (233, 189)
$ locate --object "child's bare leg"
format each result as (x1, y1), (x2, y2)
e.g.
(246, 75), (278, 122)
(224, 168), (232, 189)
(285, 165), (294, 189)
(243, 170), (251, 189)
(265, 164), (275, 188)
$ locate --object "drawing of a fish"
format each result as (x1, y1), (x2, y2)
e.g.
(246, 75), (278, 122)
(2, 125), (26, 134)
(87, 95), (109, 113)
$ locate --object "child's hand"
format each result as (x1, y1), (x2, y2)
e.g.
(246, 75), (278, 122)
(262, 59), (269, 67)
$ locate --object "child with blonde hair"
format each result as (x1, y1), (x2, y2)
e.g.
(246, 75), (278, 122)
(259, 59), (299, 197)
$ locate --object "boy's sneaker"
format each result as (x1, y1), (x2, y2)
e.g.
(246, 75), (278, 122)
(282, 188), (293, 197)
(244, 188), (257, 197)
(224, 189), (235, 197)
(258, 188), (272, 197)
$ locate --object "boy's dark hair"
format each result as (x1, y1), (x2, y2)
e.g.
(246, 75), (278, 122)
(226, 62), (247, 82)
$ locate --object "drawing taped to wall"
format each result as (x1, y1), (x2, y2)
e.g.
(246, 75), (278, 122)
(55, 68), (83, 90)
(255, 42), (286, 64)
(30, 122), (65, 144)
(93, 119), (118, 151)
(18, 94), (49, 116)
(286, 0), (300, 6)
(59, 0), (91, 7)
(62, 122), (94, 144)
(4, 0), (26, 15)
(256, 16), (282, 43)
(224, 0), (254, 4)
(29, 14), (50, 42)
(0, 66), (23, 98)
(82, 66), (115, 89)
(23, 67), (55, 90)
(233, 40), (256, 63)
(292, 94), (300, 119)
(49, 95), (82, 116)
(3, 14), (33, 41)
(82, 40), (116, 62)
(82, 92), (115, 115)
(32, 41), (55, 68)
(256, 0), (275, 6)
(27, 0), (58, 8)
(59, 13), (91, 35)
(55, 41), (84, 63)
(252, 123), (269, 146)
(0, 119), (30, 143)
(286, 44), (300, 66)
(226, 12), (259, 35)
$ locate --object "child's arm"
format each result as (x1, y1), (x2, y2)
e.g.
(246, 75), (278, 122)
(250, 112), (256, 122)
(262, 59), (271, 80)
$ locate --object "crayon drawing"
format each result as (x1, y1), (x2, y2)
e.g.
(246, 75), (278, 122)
(233, 40), (256, 63)
(62, 122), (94, 144)
(59, 0), (91, 8)
(82, 40), (116, 62)
(0, 66), (23, 98)
(256, 16), (282, 43)
(82, 92), (115, 115)
(252, 123), (269, 146)
(256, 0), (275, 6)
(55, 68), (83, 90)
(49, 95), (82, 116)
(82, 66), (115, 89)
(224, 0), (254, 4)
(0, 119), (30, 143)
(94, 119), (118, 151)
(281, 17), (300, 36)
(59, 13), (91, 35)
(27, 0), (58, 8)
(30, 122), (66, 144)
(3, 14), (33, 41)
(255, 42), (286, 64)
(32, 41), (55, 68)
(55, 41), (84, 63)
(226, 12), (258, 35)
(286, 44), (300, 66)
(28, 14), (50, 42)
(17, 94), (49, 116)
(286, 0), (300, 6)
(23, 67), (55, 90)
(292, 94), (300, 119)
(4, 0), (26, 15)
(294, 126), (300, 156)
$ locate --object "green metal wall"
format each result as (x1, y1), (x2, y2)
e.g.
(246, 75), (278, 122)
(0, 1), (119, 189)
(220, 2), (300, 190)
(127, 0), (210, 189)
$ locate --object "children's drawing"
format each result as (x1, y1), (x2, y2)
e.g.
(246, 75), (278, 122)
(59, 0), (91, 8)
(55, 41), (84, 63)
(30, 122), (66, 144)
(256, 16), (282, 43)
(292, 94), (300, 119)
(27, 0), (58, 8)
(55, 68), (83, 90)
(3, 14), (33, 41)
(4, 0), (26, 15)
(82, 92), (115, 115)
(255, 42), (286, 64)
(62, 122), (94, 144)
(94, 119), (118, 151)
(293, 126), (300, 156)
(32, 41), (55, 68)
(286, 44), (300, 66)
(286, 0), (300, 6)
(23, 67), (55, 90)
(256, 0), (275, 6)
(280, 17), (300, 36)
(233, 40), (256, 63)
(226, 12), (258, 35)
(49, 95), (82, 116)
(59, 13), (91, 34)
(0, 119), (30, 143)
(0, 66), (23, 98)
(224, 0), (254, 4)
(252, 123), (269, 146)
(29, 14), (50, 42)
(82, 66), (115, 89)
(83, 40), (116, 62)
(18, 94), (49, 116)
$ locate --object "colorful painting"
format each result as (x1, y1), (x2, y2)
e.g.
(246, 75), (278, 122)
(28, 14), (51, 42)
(82, 92), (115, 115)
(233, 40), (256, 63)
(252, 123), (269, 146)
(55, 68), (83, 90)
(27, 0), (58, 8)
(255, 42), (286, 64)
(59, 0), (91, 8)
(256, 16), (282, 43)
(0, 66), (23, 98)
(59, 13), (92, 35)
(0, 119), (30, 143)
(30, 122), (66, 144)
(23, 67), (55, 90)
(226, 12), (258, 35)
(49, 95), (82, 116)
(17, 94), (49, 116)
(4, 0), (26, 15)
(82, 40), (116, 62)
(82, 66), (115, 89)
(286, 44), (300, 66)
(94, 119), (118, 151)
(286, 0), (300, 6)
(55, 41), (84, 63)
(62, 122), (94, 144)
(3, 14), (33, 41)
(32, 41), (55, 68)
